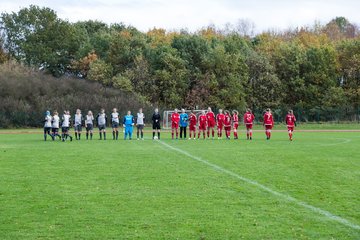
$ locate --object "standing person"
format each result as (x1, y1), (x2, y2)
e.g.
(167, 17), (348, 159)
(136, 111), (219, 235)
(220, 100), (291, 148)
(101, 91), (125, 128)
(216, 109), (225, 139)
(51, 110), (61, 140)
(61, 110), (73, 141)
(206, 107), (216, 139)
(224, 110), (232, 140)
(97, 108), (107, 140)
(198, 110), (207, 139)
(74, 109), (83, 140)
(136, 108), (145, 140)
(285, 110), (297, 141)
(43, 110), (53, 141)
(171, 108), (180, 140)
(244, 109), (255, 140)
(179, 109), (188, 140)
(85, 111), (94, 140)
(123, 110), (135, 140)
(188, 110), (197, 140)
(111, 108), (120, 140)
(232, 110), (239, 140)
(263, 108), (274, 140)
(152, 108), (161, 140)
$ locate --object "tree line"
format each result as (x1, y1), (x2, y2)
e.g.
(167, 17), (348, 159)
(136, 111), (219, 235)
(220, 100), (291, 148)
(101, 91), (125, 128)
(1, 5), (360, 122)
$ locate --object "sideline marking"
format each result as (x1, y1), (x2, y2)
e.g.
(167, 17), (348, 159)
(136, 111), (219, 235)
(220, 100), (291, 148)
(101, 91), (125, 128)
(158, 140), (360, 231)
(318, 138), (352, 147)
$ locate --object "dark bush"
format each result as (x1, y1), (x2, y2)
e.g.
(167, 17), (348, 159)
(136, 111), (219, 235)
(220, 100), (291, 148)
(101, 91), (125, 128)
(0, 62), (150, 128)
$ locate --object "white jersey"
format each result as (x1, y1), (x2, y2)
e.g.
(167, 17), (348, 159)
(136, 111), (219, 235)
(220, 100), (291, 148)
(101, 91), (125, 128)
(74, 114), (82, 126)
(97, 113), (106, 125)
(62, 114), (71, 127)
(44, 115), (52, 128)
(111, 112), (119, 123)
(137, 113), (145, 125)
(52, 115), (60, 128)
(85, 115), (94, 125)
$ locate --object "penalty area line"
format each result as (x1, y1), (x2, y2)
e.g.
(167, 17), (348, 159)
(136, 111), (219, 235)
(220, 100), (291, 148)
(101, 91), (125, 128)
(157, 140), (360, 231)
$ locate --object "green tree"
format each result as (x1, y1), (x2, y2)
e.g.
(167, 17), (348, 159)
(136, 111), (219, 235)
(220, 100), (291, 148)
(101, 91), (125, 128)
(148, 45), (189, 107)
(337, 39), (360, 110)
(272, 42), (306, 108)
(1, 5), (82, 76)
(301, 45), (339, 108)
(245, 51), (281, 110)
(200, 44), (248, 109)
(87, 59), (113, 86)
(108, 29), (147, 74)
(112, 74), (133, 92)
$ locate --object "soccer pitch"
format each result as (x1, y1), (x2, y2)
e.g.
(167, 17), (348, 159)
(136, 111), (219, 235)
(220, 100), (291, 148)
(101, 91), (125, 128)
(0, 129), (359, 239)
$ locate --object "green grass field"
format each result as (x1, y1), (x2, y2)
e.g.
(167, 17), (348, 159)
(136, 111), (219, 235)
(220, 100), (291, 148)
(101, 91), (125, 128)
(0, 127), (359, 239)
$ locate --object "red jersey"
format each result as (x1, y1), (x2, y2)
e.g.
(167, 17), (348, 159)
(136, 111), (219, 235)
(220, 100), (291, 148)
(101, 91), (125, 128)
(189, 113), (197, 126)
(224, 114), (231, 126)
(216, 113), (225, 126)
(263, 112), (274, 126)
(171, 113), (180, 124)
(232, 114), (239, 123)
(206, 112), (215, 122)
(199, 114), (207, 125)
(285, 114), (296, 127)
(243, 112), (255, 125)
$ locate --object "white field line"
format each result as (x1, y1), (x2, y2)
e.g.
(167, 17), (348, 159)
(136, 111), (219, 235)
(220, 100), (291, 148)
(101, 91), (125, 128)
(318, 138), (352, 147)
(158, 140), (360, 231)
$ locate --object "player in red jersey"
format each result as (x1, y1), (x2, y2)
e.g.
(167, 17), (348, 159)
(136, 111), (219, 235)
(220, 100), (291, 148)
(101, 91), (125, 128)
(243, 108), (255, 140)
(216, 109), (225, 139)
(232, 110), (239, 139)
(206, 107), (216, 139)
(263, 108), (274, 140)
(198, 110), (207, 139)
(285, 110), (297, 141)
(188, 110), (197, 140)
(171, 108), (180, 140)
(224, 110), (232, 140)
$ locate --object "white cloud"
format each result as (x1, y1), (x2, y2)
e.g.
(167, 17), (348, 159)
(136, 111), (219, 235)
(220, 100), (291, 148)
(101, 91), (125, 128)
(1, 0), (360, 32)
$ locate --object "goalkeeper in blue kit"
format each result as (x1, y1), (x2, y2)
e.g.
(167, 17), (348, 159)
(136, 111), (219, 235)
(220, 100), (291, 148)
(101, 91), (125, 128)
(123, 111), (135, 140)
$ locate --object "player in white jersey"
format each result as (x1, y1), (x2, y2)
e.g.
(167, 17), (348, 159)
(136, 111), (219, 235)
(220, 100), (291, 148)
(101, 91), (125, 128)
(96, 108), (107, 140)
(43, 110), (54, 141)
(74, 109), (83, 140)
(51, 110), (61, 140)
(85, 111), (94, 140)
(61, 110), (73, 141)
(136, 108), (145, 140)
(111, 108), (120, 140)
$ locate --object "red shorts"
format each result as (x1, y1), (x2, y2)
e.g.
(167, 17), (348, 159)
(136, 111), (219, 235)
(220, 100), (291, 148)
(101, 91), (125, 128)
(172, 122), (179, 129)
(233, 122), (239, 129)
(199, 123), (207, 131)
(217, 124), (223, 130)
(245, 123), (253, 129)
(208, 120), (215, 128)
(265, 125), (273, 130)
(189, 125), (196, 131)
(287, 126), (294, 132)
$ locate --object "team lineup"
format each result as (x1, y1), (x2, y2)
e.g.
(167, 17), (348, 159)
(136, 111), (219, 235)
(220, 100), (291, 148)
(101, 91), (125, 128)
(43, 107), (297, 141)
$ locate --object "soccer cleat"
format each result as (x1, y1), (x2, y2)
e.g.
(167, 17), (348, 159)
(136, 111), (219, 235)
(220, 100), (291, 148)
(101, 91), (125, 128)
(137, 138), (140, 140)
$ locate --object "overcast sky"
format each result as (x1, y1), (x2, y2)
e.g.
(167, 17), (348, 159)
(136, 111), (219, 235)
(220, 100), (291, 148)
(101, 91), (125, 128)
(1, 0), (359, 32)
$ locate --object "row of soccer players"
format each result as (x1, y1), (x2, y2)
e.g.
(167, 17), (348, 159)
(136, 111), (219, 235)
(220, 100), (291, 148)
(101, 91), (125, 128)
(170, 107), (297, 141)
(43, 108), (149, 141)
